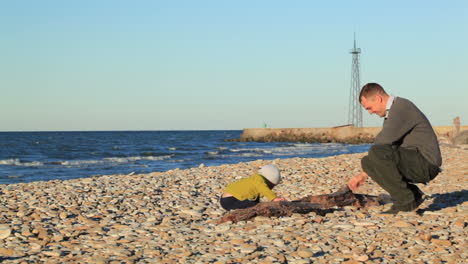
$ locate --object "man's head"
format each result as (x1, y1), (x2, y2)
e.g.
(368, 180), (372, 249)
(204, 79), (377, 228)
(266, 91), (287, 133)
(359, 83), (389, 117)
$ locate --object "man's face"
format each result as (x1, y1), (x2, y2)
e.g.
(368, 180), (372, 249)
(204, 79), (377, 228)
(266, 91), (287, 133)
(360, 95), (386, 117)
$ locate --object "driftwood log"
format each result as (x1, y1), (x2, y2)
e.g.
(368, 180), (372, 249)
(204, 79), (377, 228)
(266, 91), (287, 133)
(218, 185), (391, 223)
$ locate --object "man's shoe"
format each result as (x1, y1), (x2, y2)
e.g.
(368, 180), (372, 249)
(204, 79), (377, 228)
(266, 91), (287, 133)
(382, 205), (401, 215)
(382, 194), (425, 215)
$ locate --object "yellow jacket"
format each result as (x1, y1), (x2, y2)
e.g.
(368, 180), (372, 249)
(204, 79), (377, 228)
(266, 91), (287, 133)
(224, 174), (277, 201)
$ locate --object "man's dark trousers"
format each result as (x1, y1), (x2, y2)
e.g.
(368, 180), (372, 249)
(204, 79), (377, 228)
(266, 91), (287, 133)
(362, 144), (440, 207)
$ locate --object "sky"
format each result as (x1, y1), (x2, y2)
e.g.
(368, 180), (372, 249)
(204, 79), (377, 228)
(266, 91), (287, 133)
(1, 1), (467, 131)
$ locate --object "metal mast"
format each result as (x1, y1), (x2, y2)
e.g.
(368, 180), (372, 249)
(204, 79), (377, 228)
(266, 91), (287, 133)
(348, 34), (363, 127)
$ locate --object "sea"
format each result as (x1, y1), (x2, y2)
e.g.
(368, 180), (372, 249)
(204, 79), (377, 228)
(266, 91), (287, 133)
(0, 131), (371, 185)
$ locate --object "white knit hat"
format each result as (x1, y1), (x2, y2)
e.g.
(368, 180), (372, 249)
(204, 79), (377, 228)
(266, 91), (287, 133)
(259, 164), (281, 185)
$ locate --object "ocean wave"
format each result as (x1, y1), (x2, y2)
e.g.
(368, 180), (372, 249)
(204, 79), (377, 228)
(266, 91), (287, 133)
(104, 155), (173, 162)
(0, 155), (173, 167)
(62, 155), (173, 166)
(0, 159), (43, 166)
(229, 148), (273, 154)
(292, 143), (342, 147)
(209, 152), (265, 158)
(215, 144), (350, 158)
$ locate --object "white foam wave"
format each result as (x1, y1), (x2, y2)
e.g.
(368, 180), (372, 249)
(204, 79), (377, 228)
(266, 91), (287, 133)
(0, 159), (19, 165)
(215, 153), (264, 158)
(225, 144), (349, 157)
(62, 155), (173, 166)
(0, 155), (173, 167)
(0, 159), (43, 166)
(61, 160), (103, 166)
(105, 155), (172, 162)
(268, 145), (347, 156)
(229, 148), (272, 154)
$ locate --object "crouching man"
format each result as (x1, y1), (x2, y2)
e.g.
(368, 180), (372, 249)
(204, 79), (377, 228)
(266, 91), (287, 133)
(348, 83), (441, 214)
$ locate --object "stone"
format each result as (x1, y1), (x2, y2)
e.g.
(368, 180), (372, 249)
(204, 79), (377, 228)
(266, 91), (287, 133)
(431, 239), (452, 247)
(215, 225), (230, 232)
(273, 240), (285, 247)
(16, 211), (25, 217)
(296, 248), (314, 258)
(37, 229), (49, 240)
(419, 233), (432, 241)
(42, 251), (61, 257)
(180, 209), (202, 217)
(355, 254), (369, 262)
(342, 260), (360, 264)
(353, 221), (375, 226)
(0, 247), (15, 256)
(332, 224), (354, 230)
(59, 212), (68, 219)
(453, 219), (465, 228)
(355, 212), (366, 218)
(30, 243), (42, 252)
(394, 220), (413, 228)
(365, 245), (376, 253)
(175, 250), (192, 257)
(239, 244), (257, 254)
(0, 225), (12, 240)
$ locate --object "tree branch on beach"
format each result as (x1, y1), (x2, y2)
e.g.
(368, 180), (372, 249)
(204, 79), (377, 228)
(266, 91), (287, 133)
(218, 185), (391, 223)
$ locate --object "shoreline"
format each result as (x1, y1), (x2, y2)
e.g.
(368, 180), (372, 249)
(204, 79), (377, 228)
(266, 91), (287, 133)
(0, 144), (466, 263)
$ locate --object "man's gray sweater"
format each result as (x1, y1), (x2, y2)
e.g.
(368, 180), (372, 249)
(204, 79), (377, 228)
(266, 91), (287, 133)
(375, 97), (442, 167)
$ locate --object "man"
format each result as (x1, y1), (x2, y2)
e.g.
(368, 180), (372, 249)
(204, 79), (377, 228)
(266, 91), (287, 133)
(348, 83), (441, 214)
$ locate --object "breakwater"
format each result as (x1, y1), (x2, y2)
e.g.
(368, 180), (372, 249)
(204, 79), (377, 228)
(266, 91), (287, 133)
(238, 125), (468, 143)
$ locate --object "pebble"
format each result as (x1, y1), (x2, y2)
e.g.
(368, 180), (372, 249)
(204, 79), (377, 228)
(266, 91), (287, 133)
(59, 212), (68, 219)
(0, 224), (12, 240)
(431, 239), (452, 247)
(296, 248), (314, 258)
(0, 248), (15, 256)
(352, 221), (375, 226)
(394, 220), (414, 228)
(332, 224), (354, 230)
(42, 251), (61, 257)
(453, 218), (465, 228)
(0, 144), (465, 263)
(355, 254), (369, 261)
(180, 209), (202, 217)
(239, 244), (258, 254)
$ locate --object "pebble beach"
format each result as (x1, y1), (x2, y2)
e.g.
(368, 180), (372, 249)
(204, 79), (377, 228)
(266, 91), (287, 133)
(0, 143), (466, 263)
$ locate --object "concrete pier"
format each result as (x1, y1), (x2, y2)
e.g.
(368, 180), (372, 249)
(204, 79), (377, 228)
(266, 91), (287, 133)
(238, 125), (468, 143)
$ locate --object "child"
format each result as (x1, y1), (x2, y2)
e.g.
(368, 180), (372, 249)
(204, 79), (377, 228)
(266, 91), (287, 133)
(220, 164), (287, 211)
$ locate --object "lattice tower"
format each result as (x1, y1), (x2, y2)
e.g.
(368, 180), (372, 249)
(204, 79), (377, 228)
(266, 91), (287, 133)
(348, 35), (363, 127)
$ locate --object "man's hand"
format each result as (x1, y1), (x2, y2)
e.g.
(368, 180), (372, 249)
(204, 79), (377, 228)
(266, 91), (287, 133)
(273, 197), (287, 202)
(348, 171), (369, 192)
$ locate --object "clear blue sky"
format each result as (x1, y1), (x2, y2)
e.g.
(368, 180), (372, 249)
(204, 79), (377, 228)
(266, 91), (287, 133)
(1, 1), (467, 131)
